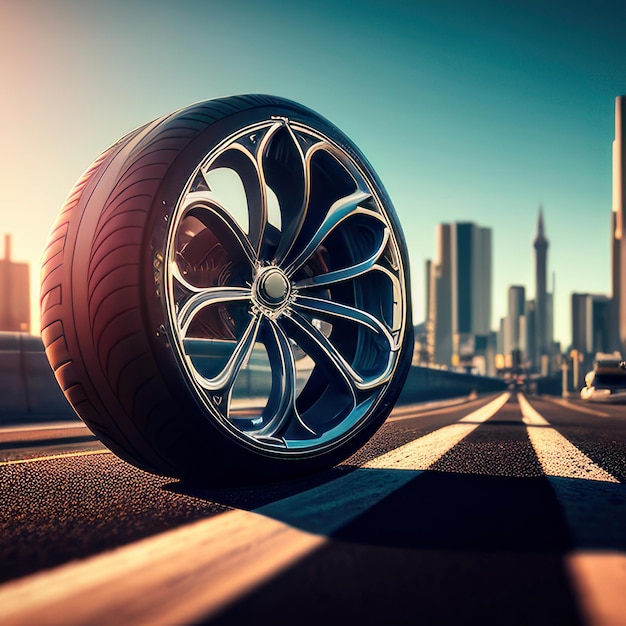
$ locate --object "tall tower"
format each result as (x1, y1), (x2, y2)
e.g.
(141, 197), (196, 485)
(612, 96), (626, 354)
(534, 206), (548, 368)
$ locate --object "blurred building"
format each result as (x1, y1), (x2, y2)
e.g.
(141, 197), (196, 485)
(0, 235), (30, 332)
(504, 285), (526, 368)
(428, 224), (453, 366)
(571, 293), (613, 370)
(611, 95), (626, 355)
(525, 299), (537, 368)
(426, 222), (492, 373)
(572, 293), (612, 357)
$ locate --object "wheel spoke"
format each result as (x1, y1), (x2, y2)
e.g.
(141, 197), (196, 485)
(206, 139), (269, 255)
(179, 191), (257, 267)
(254, 319), (315, 438)
(178, 287), (251, 336)
(171, 261), (206, 295)
(294, 227), (390, 289)
(369, 265), (405, 336)
(294, 294), (397, 351)
(193, 312), (262, 400)
(285, 191), (372, 276)
(260, 123), (308, 263)
(286, 309), (365, 397)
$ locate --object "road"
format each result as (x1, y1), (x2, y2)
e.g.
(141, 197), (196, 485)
(0, 392), (625, 626)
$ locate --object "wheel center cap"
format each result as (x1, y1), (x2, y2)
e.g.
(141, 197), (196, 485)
(254, 267), (291, 309)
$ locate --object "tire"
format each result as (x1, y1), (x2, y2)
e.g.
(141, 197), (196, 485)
(40, 95), (414, 484)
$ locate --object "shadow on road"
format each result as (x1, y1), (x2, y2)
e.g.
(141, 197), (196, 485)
(196, 470), (608, 626)
(183, 467), (626, 626)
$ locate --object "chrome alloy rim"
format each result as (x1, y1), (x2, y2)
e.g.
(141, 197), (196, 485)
(165, 116), (407, 453)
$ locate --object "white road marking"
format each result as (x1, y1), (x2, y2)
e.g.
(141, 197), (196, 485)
(568, 553), (626, 626)
(518, 393), (617, 483)
(0, 392), (510, 626)
(0, 449), (110, 466)
(364, 391), (510, 471)
(541, 396), (610, 418)
(559, 478), (626, 626)
(518, 393), (626, 626)
(388, 395), (476, 420)
(259, 392), (510, 534)
(0, 507), (325, 626)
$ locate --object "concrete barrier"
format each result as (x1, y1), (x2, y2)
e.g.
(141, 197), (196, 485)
(398, 365), (507, 404)
(0, 332), (76, 423)
(0, 332), (29, 416)
(0, 332), (507, 424)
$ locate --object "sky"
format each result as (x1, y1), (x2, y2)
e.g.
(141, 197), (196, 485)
(1, 0), (626, 347)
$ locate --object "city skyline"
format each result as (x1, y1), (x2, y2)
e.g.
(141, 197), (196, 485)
(424, 209), (560, 375)
(2, 0), (626, 343)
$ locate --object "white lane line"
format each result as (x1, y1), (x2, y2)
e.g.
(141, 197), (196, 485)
(541, 396), (610, 418)
(364, 391), (510, 472)
(559, 480), (626, 626)
(517, 393), (617, 483)
(0, 421), (87, 434)
(0, 393), (510, 626)
(0, 508), (325, 626)
(0, 449), (111, 466)
(388, 395), (477, 420)
(518, 393), (626, 626)
(552, 477), (626, 626)
(259, 392), (510, 534)
(568, 553), (626, 626)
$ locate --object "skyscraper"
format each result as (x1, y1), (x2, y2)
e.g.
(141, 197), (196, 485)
(611, 95), (626, 355)
(427, 222), (492, 370)
(572, 293), (612, 358)
(428, 224), (453, 366)
(0, 235), (30, 332)
(452, 222), (492, 337)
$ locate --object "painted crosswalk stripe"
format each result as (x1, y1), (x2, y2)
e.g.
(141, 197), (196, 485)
(258, 391), (510, 534)
(541, 396), (610, 418)
(0, 393), (510, 626)
(518, 393), (617, 483)
(518, 393), (626, 626)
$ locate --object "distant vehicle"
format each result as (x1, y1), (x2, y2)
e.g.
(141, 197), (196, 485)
(580, 358), (626, 403)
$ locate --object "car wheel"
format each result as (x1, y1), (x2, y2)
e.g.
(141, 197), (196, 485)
(40, 94), (413, 483)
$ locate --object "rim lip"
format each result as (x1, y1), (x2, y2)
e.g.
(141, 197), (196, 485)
(162, 117), (408, 457)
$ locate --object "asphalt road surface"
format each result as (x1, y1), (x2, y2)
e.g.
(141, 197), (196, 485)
(1, 392), (625, 626)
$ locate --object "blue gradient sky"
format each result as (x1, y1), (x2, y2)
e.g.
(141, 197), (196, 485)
(2, 0), (625, 345)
